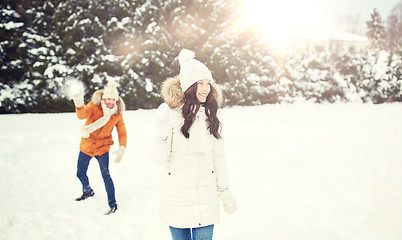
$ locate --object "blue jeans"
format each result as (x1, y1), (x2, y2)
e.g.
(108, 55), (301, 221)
(76, 151), (116, 207)
(169, 225), (214, 240)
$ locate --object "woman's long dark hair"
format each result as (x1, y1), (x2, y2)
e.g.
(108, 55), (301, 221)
(181, 82), (222, 139)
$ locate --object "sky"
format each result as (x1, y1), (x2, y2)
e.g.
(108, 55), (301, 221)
(317, 0), (400, 19)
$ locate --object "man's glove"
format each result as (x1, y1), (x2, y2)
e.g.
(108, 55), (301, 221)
(80, 125), (90, 138)
(113, 146), (126, 163)
(219, 190), (237, 214)
(72, 92), (84, 108)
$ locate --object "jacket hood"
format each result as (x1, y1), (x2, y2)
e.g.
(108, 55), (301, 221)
(91, 90), (126, 113)
(161, 75), (223, 108)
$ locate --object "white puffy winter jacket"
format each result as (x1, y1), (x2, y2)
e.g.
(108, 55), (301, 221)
(152, 76), (229, 228)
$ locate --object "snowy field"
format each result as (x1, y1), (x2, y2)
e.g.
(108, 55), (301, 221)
(1, 103), (402, 240)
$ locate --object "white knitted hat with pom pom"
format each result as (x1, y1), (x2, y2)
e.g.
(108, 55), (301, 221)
(178, 49), (213, 92)
(102, 80), (119, 100)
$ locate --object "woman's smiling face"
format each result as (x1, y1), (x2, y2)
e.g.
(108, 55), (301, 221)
(196, 79), (211, 103)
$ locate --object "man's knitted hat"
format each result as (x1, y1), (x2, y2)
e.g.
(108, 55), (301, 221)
(102, 80), (119, 100)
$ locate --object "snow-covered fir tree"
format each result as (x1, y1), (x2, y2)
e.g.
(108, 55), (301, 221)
(0, 0), (66, 113)
(0, 0), (26, 113)
(366, 8), (386, 50)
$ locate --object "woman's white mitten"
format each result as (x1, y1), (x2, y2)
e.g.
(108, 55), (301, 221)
(156, 103), (171, 142)
(219, 190), (237, 214)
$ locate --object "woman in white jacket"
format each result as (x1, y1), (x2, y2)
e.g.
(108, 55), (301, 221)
(153, 49), (237, 240)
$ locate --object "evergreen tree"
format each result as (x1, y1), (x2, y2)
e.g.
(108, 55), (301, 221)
(21, 0), (71, 113)
(0, 0), (25, 91)
(0, 0), (61, 113)
(337, 52), (366, 102)
(116, 0), (241, 108)
(355, 49), (398, 103)
(385, 53), (402, 102)
(366, 8), (386, 49)
(52, 0), (126, 98)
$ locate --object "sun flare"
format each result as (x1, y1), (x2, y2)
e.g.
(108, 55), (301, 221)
(238, 0), (335, 43)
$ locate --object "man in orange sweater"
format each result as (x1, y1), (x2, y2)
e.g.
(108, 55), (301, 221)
(72, 81), (127, 215)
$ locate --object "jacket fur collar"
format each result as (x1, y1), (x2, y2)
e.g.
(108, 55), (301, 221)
(91, 90), (126, 113)
(161, 75), (223, 108)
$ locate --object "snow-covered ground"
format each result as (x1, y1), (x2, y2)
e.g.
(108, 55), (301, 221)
(1, 103), (402, 240)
